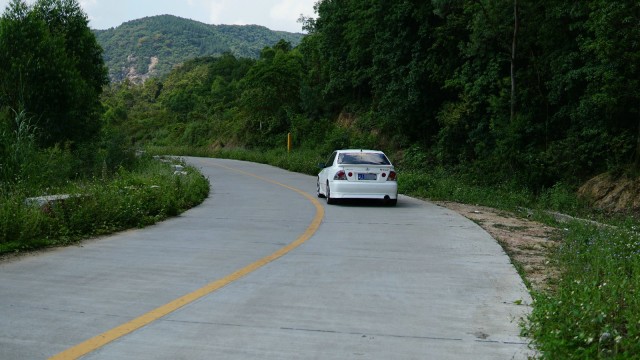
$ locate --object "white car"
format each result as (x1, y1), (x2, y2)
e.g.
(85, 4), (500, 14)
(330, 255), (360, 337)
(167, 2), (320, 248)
(317, 149), (398, 206)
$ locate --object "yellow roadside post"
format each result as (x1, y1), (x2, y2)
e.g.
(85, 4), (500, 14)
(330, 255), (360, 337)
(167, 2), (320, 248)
(287, 132), (292, 153)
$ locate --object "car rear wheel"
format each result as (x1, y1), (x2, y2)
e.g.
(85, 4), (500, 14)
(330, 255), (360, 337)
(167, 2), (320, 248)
(326, 182), (336, 204)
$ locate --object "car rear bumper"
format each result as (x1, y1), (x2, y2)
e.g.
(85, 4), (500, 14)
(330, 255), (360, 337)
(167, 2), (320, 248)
(329, 180), (398, 200)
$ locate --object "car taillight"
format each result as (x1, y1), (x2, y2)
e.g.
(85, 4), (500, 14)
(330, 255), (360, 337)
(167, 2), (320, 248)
(387, 171), (397, 181)
(334, 170), (347, 180)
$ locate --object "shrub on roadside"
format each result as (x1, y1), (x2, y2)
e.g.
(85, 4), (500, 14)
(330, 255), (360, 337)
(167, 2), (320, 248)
(0, 157), (209, 254)
(399, 168), (533, 210)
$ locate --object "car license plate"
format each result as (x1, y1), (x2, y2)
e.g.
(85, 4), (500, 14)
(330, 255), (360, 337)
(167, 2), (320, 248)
(358, 173), (377, 180)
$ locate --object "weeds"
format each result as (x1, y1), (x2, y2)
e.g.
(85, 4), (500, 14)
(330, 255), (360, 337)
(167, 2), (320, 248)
(0, 108), (39, 186)
(526, 222), (640, 358)
(146, 145), (325, 176)
(0, 156), (209, 254)
(399, 169), (535, 211)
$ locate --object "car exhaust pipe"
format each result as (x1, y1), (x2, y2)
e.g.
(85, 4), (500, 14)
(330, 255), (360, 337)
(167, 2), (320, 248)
(384, 195), (390, 201)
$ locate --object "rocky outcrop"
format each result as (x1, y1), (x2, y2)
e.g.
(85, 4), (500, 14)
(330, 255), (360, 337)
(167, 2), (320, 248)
(578, 173), (640, 212)
(122, 55), (159, 84)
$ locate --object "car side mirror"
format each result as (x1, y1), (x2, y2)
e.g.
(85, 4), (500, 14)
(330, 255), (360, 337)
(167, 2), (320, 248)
(317, 163), (326, 169)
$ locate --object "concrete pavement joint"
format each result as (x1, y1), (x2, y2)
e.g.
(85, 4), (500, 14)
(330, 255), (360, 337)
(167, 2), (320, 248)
(280, 327), (464, 342)
(3, 304), (125, 319)
(154, 319), (467, 343)
(155, 319), (469, 343)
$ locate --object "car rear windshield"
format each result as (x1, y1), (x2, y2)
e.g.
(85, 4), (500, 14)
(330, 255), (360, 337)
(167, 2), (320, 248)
(337, 152), (391, 165)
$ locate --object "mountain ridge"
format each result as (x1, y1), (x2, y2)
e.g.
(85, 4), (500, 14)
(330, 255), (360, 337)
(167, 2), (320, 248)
(93, 14), (305, 83)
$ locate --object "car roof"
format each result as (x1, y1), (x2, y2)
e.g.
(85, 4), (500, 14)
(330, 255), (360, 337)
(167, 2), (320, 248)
(336, 149), (385, 154)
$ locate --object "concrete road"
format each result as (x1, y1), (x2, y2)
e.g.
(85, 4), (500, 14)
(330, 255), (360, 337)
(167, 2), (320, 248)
(0, 157), (533, 359)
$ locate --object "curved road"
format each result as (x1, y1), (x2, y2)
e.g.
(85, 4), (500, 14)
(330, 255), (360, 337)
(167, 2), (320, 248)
(0, 157), (533, 359)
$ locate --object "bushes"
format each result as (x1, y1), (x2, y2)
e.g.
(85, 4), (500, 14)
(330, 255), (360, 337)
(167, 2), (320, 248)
(0, 1), (213, 255)
(211, 147), (324, 176)
(0, 157), (209, 254)
(399, 168), (534, 210)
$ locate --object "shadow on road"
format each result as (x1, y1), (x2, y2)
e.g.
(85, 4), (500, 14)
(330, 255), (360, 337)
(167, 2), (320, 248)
(328, 198), (419, 208)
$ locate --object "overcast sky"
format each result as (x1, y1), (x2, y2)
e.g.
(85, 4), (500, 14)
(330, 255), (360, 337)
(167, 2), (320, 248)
(0, 0), (317, 33)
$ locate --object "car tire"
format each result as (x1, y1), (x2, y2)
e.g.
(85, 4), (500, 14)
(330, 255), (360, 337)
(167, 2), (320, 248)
(317, 178), (325, 198)
(326, 182), (335, 204)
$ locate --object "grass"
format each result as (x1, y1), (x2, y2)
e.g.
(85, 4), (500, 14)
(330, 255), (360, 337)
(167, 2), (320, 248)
(398, 169), (536, 210)
(149, 146), (640, 359)
(0, 156), (209, 254)
(524, 222), (640, 358)
(146, 145), (325, 176)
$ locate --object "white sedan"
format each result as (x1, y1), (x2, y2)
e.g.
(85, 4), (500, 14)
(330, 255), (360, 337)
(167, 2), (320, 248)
(317, 149), (398, 206)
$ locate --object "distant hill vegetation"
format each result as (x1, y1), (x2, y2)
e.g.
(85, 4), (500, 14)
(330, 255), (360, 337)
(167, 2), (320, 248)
(93, 14), (305, 82)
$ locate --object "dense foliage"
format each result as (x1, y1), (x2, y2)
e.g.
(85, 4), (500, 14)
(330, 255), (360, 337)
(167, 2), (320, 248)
(0, 0), (120, 191)
(0, 0), (108, 149)
(0, 1), (209, 252)
(108, 0), (639, 193)
(93, 15), (304, 82)
(304, 0), (640, 188)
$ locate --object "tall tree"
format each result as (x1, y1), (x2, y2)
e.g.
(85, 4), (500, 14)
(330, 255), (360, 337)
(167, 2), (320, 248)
(0, 0), (108, 147)
(579, 0), (640, 168)
(238, 42), (303, 147)
(510, 0), (518, 123)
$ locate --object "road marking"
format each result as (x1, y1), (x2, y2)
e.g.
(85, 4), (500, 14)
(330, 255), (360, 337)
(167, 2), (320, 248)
(49, 160), (325, 360)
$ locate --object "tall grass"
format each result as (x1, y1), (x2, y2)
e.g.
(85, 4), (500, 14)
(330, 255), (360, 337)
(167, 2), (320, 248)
(398, 169), (535, 210)
(146, 145), (325, 176)
(526, 222), (640, 358)
(0, 109), (40, 188)
(0, 157), (209, 254)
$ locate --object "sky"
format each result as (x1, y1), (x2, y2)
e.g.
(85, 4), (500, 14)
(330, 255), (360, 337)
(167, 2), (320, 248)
(0, 0), (317, 33)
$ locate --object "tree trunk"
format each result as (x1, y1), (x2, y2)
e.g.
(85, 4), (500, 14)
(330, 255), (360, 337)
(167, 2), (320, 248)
(510, 0), (518, 123)
(636, 111), (640, 169)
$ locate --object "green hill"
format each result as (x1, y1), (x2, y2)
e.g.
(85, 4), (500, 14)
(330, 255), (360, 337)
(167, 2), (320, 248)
(94, 14), (304, 82)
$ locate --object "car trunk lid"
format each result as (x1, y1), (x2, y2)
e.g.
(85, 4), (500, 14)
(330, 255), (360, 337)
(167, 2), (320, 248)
(341, 165), (394, 182)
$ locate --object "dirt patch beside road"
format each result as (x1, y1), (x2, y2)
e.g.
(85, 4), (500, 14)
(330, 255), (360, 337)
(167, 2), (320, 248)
(435, 201), (559, 293)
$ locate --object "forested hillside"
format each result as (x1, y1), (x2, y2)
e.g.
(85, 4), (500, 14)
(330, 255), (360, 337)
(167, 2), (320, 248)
(94, 15), (304, 82)
(106, 0), (639, 192)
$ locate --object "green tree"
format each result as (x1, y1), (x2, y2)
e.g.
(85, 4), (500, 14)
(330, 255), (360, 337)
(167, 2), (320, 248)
(238, 42), (303, 147)
(579, 0), (640, 169)
(368, 1), (456, 145)
(308, 0), (456, 145)
(0, 0), (108, 147)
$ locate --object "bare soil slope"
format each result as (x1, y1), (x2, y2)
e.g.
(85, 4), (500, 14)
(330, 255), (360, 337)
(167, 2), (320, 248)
(578, 173), (640, 212)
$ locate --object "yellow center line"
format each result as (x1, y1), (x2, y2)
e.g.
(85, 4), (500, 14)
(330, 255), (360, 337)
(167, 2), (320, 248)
(50, 161), (325, 360)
